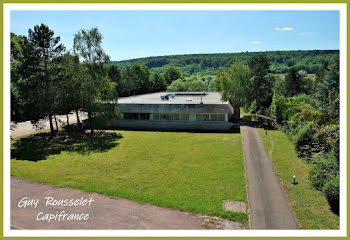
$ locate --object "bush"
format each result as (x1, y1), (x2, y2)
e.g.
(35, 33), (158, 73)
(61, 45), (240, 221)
(315, 124), (339, 160)
(309, 152), (339, 190)
(290, 121), (322, 161)
(322, 176), (339, 214)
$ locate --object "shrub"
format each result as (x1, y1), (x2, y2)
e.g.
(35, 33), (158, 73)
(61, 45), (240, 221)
(291, 122), (322, 161)
(323, 176), (339, 214)
(315, 124), (339, 160)
(309, 152), (339, 190)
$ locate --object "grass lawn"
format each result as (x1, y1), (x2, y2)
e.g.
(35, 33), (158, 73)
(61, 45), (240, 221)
(11, 130), (247, 225)
(258, 129), (339, 229)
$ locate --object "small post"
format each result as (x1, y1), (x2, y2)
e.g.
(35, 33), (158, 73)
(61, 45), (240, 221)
(292, 175), (296, 185)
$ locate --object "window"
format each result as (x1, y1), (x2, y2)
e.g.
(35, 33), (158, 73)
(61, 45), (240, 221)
(153, 113), (160, 120)
(196, 114), (209, 121)
(140, 113), (150, 120)
(180, 114), (189, 120)
(210, 114), (225, 121)
(161, 114), (168, 120)
(173, 114), (180, 120)
(151, 113), (188, 121)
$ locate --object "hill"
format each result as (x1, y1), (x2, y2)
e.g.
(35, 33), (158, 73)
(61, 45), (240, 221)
(110, 50), (339, 77)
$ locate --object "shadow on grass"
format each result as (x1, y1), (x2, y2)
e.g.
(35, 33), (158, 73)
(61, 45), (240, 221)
(11, 130), (123, 162)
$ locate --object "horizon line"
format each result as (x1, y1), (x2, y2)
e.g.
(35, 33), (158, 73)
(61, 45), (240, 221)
(112, 49), (340, 62)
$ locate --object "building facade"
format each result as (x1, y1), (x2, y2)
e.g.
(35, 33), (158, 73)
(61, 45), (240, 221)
(113, 92), (235, 131)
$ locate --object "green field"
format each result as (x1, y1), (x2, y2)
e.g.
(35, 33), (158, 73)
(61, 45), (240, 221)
(11, 130), (247, 224)
(258, 129), (339, 229)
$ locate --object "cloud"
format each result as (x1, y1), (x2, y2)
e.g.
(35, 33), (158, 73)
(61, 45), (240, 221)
(297, 32), (312, 36)
(250, 41), (263, 45)
(275, 27), (294, 31)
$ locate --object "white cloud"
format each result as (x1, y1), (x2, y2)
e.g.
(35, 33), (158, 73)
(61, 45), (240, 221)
(250, 41), (263, 44)
(275, 27), (294, 31)
(297, 32), (312, 36)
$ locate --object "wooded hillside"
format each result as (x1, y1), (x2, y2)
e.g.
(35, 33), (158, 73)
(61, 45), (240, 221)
(111, 50), (339, 77)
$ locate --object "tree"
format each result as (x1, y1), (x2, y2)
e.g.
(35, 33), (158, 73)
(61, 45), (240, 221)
(131, 65), (150, 95)
(248, 54), (274, 111)
(150, 71), (167, 92)
(108, 65), (123, 97)
(121, 67), (135, 96)
(57, 53), (87, 130)
(73, 27), (117, 135)
(216, 61), (252, 119)
(315, 57), (339, 104)
(27, 24), (66, 138)
(283, 67), (303, 97)
(164, 66), (183, 85)
(166, 79), (188, 92)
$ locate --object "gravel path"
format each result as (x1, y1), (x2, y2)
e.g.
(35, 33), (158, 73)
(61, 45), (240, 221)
(10, 112), (87, 138)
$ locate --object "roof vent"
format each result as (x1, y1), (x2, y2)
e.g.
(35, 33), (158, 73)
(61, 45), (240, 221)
(161, 95), (169, 100)
(186, 98), (192, 101)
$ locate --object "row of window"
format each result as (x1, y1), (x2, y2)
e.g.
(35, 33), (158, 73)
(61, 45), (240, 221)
(153, 113), (189, 121)
(122, 113), (226, 121)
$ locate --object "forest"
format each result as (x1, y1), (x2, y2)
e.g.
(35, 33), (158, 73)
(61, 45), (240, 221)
(111, 50), (339, 77)
(11, 24), (339, 214)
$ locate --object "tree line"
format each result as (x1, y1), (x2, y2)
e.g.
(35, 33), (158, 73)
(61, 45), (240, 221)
(216, 54), (340, 214)
(112, 50), (339, 77)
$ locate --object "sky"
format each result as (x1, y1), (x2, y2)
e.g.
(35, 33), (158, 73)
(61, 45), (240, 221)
(10, 10), (340, 61)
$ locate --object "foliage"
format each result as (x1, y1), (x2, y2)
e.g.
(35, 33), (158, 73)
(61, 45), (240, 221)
(107, 65), (123, 97)
(283, 68), (303, 97)
(164, 66), (184, 84)
(216, 61), (252, 108)
(248, 54), (274, 110)
(12, 24), (66, 137)
(112, 50), (339, 77)
(314, 57), (339, 104)
(73, 27), (117, 135)
(322, 176), (339, 214)
(150, 71), (167, 92)
(309, 152), (339, 191)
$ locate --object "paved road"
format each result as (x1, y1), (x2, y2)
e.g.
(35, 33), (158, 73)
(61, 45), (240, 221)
(241, 126), (298, 229)
(10, 112), (87, 138)
(11, 177), (243, 230)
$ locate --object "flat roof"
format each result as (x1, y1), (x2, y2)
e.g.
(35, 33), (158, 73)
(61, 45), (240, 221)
(118, 92), (227, 105)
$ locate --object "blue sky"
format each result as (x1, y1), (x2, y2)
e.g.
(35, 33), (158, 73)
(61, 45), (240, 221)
(11, 10), (339, 61)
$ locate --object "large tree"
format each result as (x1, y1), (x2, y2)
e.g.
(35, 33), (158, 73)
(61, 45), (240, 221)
(150, 71), (167, 92)
(131, 65), (150, 95)
(248, 54), (274, 111)
(27, 24), (66, 138)
(315, 58), (339, 103)
(283, 67), (303, 97)
(164, 66), (183, 85)
(73, 27), (116, 135)
(216, 61), (252, 120)
(108, 65), (123, 97)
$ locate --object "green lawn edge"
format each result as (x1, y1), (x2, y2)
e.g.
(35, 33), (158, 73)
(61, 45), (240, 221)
(258, 129), (339, 229)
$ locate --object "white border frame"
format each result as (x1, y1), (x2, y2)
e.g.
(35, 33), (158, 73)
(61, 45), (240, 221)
(3, 3), (347, 238)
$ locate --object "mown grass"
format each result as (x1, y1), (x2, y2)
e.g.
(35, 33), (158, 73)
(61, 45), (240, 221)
(11, 130), (248, 225)
(258, 129), (339, 229)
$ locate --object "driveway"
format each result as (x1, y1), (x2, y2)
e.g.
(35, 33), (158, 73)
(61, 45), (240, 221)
(241, 126), (298, 229)
(11, 177), (244, 230)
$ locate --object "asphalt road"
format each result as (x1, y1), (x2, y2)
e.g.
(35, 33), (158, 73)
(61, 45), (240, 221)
(11, 177), (243, 230)
(241, 126), (298, 229)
